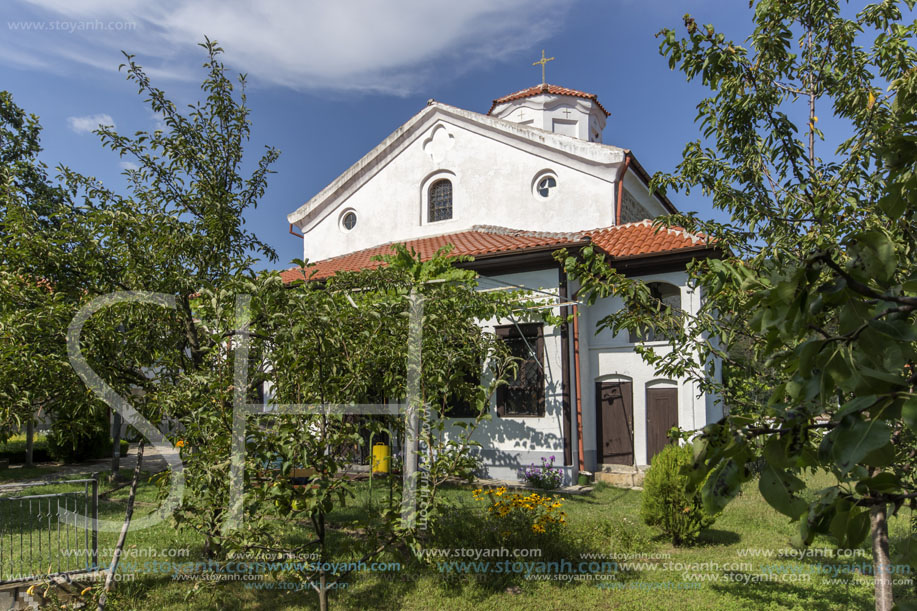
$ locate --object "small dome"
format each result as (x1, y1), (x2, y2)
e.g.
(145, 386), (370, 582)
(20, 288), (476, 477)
(488, 84), (609, 143)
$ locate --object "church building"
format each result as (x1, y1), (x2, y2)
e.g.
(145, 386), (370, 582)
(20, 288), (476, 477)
(282, 73), (722, 485)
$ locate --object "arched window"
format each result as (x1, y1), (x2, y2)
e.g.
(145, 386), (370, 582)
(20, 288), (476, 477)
(428, 179), (453, 222)
(628, 282), (682, 343)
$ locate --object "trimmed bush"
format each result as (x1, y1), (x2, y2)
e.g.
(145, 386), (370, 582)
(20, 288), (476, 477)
(46, 419), (130, 464)
(640, 443), (717, 546)
(0, 433), (53, 464)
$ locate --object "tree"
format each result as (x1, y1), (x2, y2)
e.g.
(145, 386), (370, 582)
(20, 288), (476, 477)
(561, 2), (917, 609)
(0, 40), (283, 605)
(170, 245), (531, 611)
(0, 92), (103, 463)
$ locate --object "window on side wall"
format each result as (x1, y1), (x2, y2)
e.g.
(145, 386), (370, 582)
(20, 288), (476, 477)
(628, 282), (682, 343)
(495, 323), (545, 417)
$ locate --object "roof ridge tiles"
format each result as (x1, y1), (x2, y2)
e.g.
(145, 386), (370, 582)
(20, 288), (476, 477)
(470, 224), (587, 241)
(488, 83), (610, 117)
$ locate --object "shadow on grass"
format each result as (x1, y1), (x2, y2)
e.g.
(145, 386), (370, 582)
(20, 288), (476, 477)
(409, 500), (655, 597)
(696, 528), (742, 546)
(710, 572), (873, 611)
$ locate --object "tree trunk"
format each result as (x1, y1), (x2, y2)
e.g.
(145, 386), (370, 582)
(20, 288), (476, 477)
(97, 440), (144, 611)
(871, 503), (894, 611)
(25, 418), (34, 468)
(110, 411), (122, 481)
(315, 511), (328, 611)
(319, 569), (327, 611)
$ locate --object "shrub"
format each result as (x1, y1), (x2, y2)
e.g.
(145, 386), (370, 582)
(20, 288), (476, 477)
(640, 443), (717, 546)
(520, 455), (564, 490)
(0, 432), (53, 464)
(46, 419), (129, 464)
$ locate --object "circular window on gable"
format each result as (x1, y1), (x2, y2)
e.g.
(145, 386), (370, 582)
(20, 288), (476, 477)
(533, 172), (558, 199)
(340, 210), (357, 232)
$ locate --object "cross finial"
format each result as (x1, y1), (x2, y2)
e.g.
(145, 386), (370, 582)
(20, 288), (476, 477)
(532, 49), (554, 86)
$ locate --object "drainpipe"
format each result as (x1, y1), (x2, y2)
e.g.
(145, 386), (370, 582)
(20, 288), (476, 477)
(614, 152), (632, 225)
(289, 223), (304, 238)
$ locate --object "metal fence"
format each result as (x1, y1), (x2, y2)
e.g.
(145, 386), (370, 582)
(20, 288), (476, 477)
(0, 476), (98, 583)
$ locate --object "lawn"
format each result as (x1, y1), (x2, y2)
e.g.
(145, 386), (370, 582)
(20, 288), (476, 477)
(1, 469), (914, 610)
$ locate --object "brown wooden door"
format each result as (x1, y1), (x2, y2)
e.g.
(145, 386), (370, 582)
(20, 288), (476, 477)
(595, 381), (634, 465)
(646, 387), (678, 463)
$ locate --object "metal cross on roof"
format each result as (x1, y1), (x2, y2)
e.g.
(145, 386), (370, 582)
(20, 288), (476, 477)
(532, 49), (554, 86)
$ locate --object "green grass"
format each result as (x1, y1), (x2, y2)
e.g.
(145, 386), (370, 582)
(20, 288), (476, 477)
(3, 472), (915, 610)
(0, 465), (60, 482)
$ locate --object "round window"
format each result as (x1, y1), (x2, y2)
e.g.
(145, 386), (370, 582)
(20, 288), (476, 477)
(341, 211), (357, 231)
(536, 176), (557, 198)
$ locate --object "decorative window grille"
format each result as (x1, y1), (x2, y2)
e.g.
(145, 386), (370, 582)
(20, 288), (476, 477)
(428, 179), (453, 222)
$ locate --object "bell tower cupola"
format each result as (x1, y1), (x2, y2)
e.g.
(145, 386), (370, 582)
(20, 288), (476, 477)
(487, 51), (609, 142)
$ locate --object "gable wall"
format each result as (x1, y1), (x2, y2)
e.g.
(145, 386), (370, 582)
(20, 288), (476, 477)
(620, 171), (669, 222)
(301, 119), (618, 261)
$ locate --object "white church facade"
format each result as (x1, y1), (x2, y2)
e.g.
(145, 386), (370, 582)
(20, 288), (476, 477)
(282, 83), (722, 484)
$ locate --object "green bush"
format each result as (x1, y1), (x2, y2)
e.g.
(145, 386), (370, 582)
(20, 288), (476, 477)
(0, 432), (53, 463)
(640, 443), (717, 546)
(46, 419), (130, 464)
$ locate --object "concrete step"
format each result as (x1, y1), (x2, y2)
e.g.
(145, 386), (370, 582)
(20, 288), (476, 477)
(595, 464), (646, 489)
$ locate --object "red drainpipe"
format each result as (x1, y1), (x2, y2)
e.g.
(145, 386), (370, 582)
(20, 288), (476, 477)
(289, 223), (304, 238)
(615, 152), (632, 225)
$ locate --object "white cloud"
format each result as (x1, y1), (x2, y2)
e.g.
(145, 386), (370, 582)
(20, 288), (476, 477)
(8, 0), (574, 94)
(67, 113), (115, 134)
(119, 161), (139, 171)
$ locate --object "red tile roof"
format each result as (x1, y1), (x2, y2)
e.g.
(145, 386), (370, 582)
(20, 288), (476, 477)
(488, 84), (610, 117)
(589, 220), (707, 258)
(279, 222), (710, 283)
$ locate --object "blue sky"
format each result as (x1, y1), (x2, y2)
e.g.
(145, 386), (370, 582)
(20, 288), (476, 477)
(1, 0), (760, 270)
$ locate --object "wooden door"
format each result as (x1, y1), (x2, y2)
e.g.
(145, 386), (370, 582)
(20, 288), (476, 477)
(646, 387), (678, 462)
(595, 381), (634, 465)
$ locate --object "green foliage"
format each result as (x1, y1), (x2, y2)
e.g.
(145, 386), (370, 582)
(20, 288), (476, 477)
(564, 2), (917, 606)
(160, 243), (538, 611)
(0, 432), (51, 464)
(46, 411), (129, 463)
(566, 0), (917, 548)
(641, 443), (717, 545)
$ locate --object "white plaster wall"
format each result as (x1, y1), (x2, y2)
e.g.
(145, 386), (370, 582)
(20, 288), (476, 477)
(491, 94), (607, 143)
(580, 270), (710, 469)
(440, 268), (570, 483)
(300, 119), (618, 262)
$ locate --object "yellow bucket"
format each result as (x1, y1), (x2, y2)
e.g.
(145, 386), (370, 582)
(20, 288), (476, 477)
(371, 442), (390, 474)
